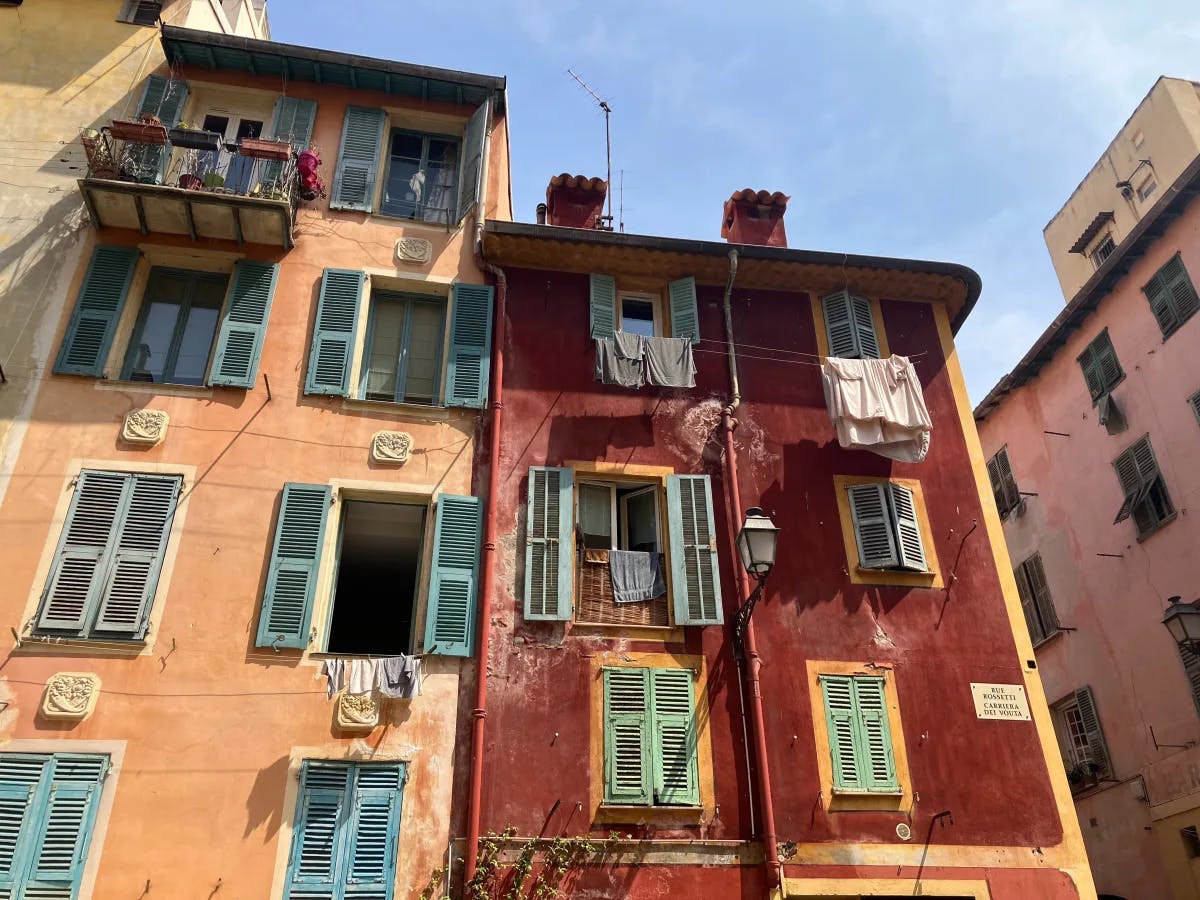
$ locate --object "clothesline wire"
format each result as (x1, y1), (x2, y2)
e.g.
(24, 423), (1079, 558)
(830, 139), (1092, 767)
(694, 337), (929, 364)
(691, 347), (928, 368)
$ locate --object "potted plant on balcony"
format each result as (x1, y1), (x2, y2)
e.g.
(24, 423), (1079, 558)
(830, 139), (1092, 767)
(238, 137), (291, 161)
(167, 121), (222, 152)
(1066, 758), (1105, 793)
(108, 114), (168, 145)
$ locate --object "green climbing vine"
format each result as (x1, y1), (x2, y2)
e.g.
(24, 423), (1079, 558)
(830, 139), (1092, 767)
(460, 827), (627, 900)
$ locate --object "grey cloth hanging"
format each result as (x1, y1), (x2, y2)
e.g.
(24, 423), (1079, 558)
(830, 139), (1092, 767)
(321, 658), (345, 700)
(644, 336), (696, 388)
(377, 655), (422, 699)
(609, 550), (666, 603)
(594, 336), (645, 388)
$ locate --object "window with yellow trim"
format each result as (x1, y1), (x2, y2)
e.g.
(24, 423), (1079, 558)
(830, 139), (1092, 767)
(833, 475), (942, 588)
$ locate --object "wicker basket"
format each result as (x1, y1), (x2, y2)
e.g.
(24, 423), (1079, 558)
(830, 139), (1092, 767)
(575, 548), (669, 627)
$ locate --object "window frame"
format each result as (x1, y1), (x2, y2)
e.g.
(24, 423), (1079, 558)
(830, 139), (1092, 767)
(378, 126), (462, 225)
(833, 475), (942, 589)
(119, 267), (229, 386)
(1090, 233), (1117, 269)
(1112, 435), (1176, 540)
(1076, 328), (1125, 403)
(1136, 174), (1158, 203)
(617, 291), (664, 338)
(357, 289), (448, 406)
(1143, 252), (1200, 339)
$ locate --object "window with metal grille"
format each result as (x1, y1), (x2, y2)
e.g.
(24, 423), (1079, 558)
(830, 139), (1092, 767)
(1091, 234), (1117, 268)
(986, 447), (1021, 518)
(1112, 435), (1175, 539)
(1015, 553), (1060, 645)
(118, 0), (162, 25)
(1143, 253), (1200, 338)
(1077, 329), (1124, 402)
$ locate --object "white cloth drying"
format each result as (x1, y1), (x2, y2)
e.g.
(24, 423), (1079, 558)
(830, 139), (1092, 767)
(346, 657), (380, 696)
(821, 355), (932, 463)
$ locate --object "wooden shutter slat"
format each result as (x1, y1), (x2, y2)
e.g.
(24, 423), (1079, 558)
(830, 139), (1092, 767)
(666, 475), (723, 626)
(1144, 268), (1180, 335)
(650, 669), (698, 806)
(256, 484), (330, 649)
(589, 274), (617, 339)
(603, 668), (651, 805)
(424, 494), (481, 656)
(330, 106), (386, 212)
(1074, 686), (1111, 775)
(1014, 562), (1045, 644)
(887, 483), (927, 571)
(262, 97), (317, 185)
(305, 269), (364, 396)
(346, 782), (402, 887)
(446, 283), (494, 409)
(995, 449), (1020, 512)
(209, 260), (279, 388)
(28, 783), (99, 886)
(820, 675), (861, 790)
(1024, 554), (1059, 635)
(129, 75), (188, 183)
(288, 763), (350, 889)
(821, 291), (857, 358)
(850, 293), (881, 359)
(54, 245), (139, 377)
(846, 483), (898, 569)
(523, 467), (573, 621)
(667, 276), (700, 344)
(457, 98), (490, 224)
(853, 677), (898, 792)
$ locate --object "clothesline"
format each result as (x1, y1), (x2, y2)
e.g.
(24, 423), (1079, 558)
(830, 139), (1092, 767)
(691, 347), (928, 368)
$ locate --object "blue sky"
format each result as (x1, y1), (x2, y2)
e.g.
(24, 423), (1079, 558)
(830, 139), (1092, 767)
(270, 1), (1200, 402)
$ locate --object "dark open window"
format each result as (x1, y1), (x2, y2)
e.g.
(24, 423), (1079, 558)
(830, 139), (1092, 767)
(325, 500), (425, 655)
(1113, 435), (1175, 539)
(380, 130), (460, 224)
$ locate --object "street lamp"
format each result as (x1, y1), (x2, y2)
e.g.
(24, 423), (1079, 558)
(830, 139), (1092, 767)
(733, 508), (779, 652)
(1162, 596), (1200, 652)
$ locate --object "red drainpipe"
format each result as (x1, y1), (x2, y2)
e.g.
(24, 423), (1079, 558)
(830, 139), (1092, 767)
(463, 244), (506, 887)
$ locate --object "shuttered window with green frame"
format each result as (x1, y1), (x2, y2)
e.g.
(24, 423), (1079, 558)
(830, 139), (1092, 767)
(305, 268), (365, 396)
(54, 245), (140, 377)
(37, 470), (181, 640)
(0, 753), (109, 900)
(283, 760), (406, 900)
(423, 493), (482, 657)
(1076, 329), (1124, 401)
(330, 107), (387, 213)
(1015, 552), (1060, 645)
(845, 480), (928, 572)
(819, 674), (899, 793)
(1112, 435), (1175, 538)
(665, 475), (723, 626)
(1143, 253), (1200, 339)
(445, 282), (494, 409)
(256, 483), (331, 650)
(209, 260), (279, 389)
(602, 667), (699, 807)
(986, 447), (1022, 518)
(821, 289), (880, 359)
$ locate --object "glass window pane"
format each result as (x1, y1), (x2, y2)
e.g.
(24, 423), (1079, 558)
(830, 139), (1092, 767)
(424, 139), (459, 223)
(400, 302), (444, 404)
(579, 484), (613, 550)
(365, 298), (406, 400)
(127, 301), (180, 382)
(624, 489), (658, 552)
(382, 132), (425, 219)
(172, 305), (219, 385)
(621, 299), (656, 337)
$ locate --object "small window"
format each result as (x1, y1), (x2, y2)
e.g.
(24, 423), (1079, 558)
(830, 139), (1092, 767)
(283, 761), (406, 899)
(1054, 687), (1111, 787)
(118, 0), (162, 25)
(1015, 553), (1060, 645)
(821, 290), (880, 359)
(1144, 253), (1200, 338)
(325, 501), (426, 655)
(360, 291), (446, 405)
(1091, 234), (1117, 269)
(819, 674), (899, 794)
(1132, 129), (1146, 150)
(602, 667), (699, 807)
(0, 754), (109, 898)
(618, 294), (660, 338)
(1183, 826), (1200, 859)
(986, 447), (1021, 518)
(1136, 175), (1158, 203)
(845, 480), (928, 572)
(1112, 435), (1175, 538)
(1077, 329), (1124, 401)
(380, 129), (460, 224)
(122, 268), (227, 385)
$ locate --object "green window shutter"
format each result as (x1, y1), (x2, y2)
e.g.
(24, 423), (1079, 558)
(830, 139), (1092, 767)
(820, 675), (862, 791)
(54, 245), (139, 376)
(986, 455), (1006, 514)
(1096, 334), (1123, 393)
(286, 762), (351, 894)
(256, 483), (330, 649)
(1074, 686), (1111, 775)
(209, 260), (279, 388)
(305, 268), (364, 396)
(853, 677), (898, 792)
(603, 668), (652, 805)
(524, 467), (574, 621)
(262, 96), (318, 185)
(887, 483), (927, 571)
(93, 474), (180, 637)
(38, 471), (129, 634)
(1024, 554), (1059, 636)
(133, 75), (188, 182)
(445, 282), (494, 409)
(1179, 644), (1200, 720)
(849, 293), (881, 359)
(821, 290), (858, 358)
(666, 475), (723, 626)
(345, 765), (406, 896)
(1164, 255), (1200, 326)
(457, 98), (491, 224)
(667, 276), (700, 344)
(650, 668), (699, 806)
(590, 274), (616, 339)
(1077, 342), (1104, 399)
(994, 448), (1020, 513)
(424, 494), (481, 657)
(1014, 562), (1045, 644)
(846, 482), (898, 569)
(1144, 265), (1181, 335)
(330, 106), (386, 212)
(29, 756), (106, 893)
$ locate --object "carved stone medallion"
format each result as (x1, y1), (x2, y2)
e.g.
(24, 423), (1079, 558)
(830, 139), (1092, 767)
(371, 430), (413, 465)
(41, 672), (101, 721)
(395, 237), (433, 264)
(336, 692), (380, 732)
(122, 409), (169, 446)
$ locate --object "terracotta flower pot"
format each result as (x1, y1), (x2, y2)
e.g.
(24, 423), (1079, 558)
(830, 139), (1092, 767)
(238, 138), (291, 161)
(108, 119), (168, 145)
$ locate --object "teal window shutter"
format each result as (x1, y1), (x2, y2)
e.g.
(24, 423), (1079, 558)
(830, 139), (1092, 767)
(650, 668), (699, 806)
(1073, 686), (1111, 775)
(424, 494), (481, 656)
(133, 74), (189, 183)
(54, 245), (139, 376)
(666, 475), (723, 626)
(256, 483), (330, 649)
(1143, 254), (1200, 338)
(986, 448), (1020, 517)
(445, 282), (494, 409)
(209, 260), (279, 388)
(305, 268), (364, 396)
(820, 675), (862, 790)
(0, 754), (107, 899)
(330, 106), (386, 212)
(286, 762), (350, 894)
(524, 467), (574, 621)
(821, 290), (880, 359)
(345, 765), (405, 895)
(262, 96), (318, 185)
(590, 274), (616, 339)
(1014, 563), (1045, 644)
(887, 483), (927, 571)
(846, 482), (899, 569)
(853, 677), (898, 791)
(667, 276), (700, 344)
(1077, 329), (1123, 400)
(457, 98), (491, 224)
(603, 668), (651, 805)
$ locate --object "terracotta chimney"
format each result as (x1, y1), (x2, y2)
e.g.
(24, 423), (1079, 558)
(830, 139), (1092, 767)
(721, 189), (789, 247)
(545, 174), (608, 229)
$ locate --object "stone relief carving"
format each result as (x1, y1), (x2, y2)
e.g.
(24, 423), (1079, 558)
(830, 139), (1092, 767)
(395, 237), (433, 264)
(41, 672), (101, 721)
(122, 409), (169, 446)
(336, 692), (379, 732)
(371, 430), (413, 465)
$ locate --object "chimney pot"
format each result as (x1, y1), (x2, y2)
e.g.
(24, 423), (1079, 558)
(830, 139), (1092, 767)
(721, 189), (789, 247)
(536, 203), (547, 225)
(545, 174), (608, 229)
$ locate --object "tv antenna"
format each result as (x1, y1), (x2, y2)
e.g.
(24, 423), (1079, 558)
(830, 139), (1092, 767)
(567, 68), (614, 230)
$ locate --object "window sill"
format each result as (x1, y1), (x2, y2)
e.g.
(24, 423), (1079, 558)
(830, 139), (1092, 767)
(827, 788), (906, 812)
(18, 633), (148, 657)
(1135, 512), (1178, 543)
(851, 565), (942, 590)
(341, 397), (454, 422)
(94, 380), (214, 399)
(594, 804), (703, 825)
(570, 621), (684, 644)
(1032, 629), (1065, 651)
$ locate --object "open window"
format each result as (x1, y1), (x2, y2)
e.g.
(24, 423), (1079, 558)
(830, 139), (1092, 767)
(577, 479), (667, 626)
(617, 294), (661, 338)
(381, 129), (461, 224)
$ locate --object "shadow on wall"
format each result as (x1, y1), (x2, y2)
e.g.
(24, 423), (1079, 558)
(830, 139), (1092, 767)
(244, 753), (290, 839)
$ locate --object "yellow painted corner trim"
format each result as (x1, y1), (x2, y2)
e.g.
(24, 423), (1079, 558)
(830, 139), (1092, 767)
(806, 660), (913, 813)
(832, 474), (944, 589)
(783, 876), (989, 898)
(588, 651), (715, 826)
(931, 304), (1096, 897)
(809, 294), (891, 360)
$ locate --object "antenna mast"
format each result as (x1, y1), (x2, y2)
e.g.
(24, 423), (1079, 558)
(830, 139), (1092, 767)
(567, 68), (614, 230)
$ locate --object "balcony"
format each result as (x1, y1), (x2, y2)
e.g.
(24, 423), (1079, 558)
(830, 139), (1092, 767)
(77, 121), (315, 248)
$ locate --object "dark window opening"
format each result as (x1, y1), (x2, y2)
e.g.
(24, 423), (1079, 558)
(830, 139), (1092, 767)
(578, 482), (659, 552)
(381, 130), (459, 224)
(122, 268), (226, 385)
(1183, 826), (1200, 859)
(326, 500), (425, 655)
(620, 297), (657, 338)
